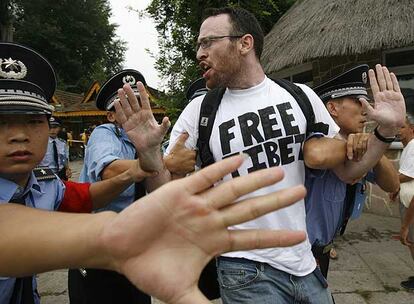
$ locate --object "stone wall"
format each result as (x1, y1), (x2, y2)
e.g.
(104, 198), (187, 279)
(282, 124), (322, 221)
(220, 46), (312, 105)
(311, 50), (382, 85)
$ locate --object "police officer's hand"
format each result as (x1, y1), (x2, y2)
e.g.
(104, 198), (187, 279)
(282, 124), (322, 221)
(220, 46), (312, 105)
(100, 155), (306, 304)
(115, 82), (171, 153)
(164, 133), (196, 176)
(346, 133), (370, 161)
(127, 160), (158, 182)
(360, 64), (405, 136)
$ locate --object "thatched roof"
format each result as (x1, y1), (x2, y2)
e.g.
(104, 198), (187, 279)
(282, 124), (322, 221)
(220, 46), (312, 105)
(262, 0), (414, 73)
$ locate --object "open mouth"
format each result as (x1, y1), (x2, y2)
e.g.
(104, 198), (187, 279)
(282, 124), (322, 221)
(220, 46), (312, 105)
(199, 62), (211, 74)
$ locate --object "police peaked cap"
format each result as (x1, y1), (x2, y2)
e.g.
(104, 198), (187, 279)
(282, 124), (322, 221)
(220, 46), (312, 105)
(186, 77), (208, 101)
(0, 42), (56, 114)
(96, 69), (147, 111)
(49, 116), (61, 127)
(313, 64), (369, 103)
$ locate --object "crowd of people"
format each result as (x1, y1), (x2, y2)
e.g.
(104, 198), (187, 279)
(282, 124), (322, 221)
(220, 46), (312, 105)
(0, 6), (413, 304)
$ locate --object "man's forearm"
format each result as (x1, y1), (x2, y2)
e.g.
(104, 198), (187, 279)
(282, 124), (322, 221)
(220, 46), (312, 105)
(333, 134), (390, 183)
(101, 159), (136, 180)
(90, 170), (135, 209)
(304, 137), (347, 169)
(0, 204), (116, 276)
(139, 147), (171, 192)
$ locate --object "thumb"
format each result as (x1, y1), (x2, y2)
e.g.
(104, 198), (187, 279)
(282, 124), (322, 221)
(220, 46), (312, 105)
(160, 116), (171, 135)
(173, 133), (189, 149)
(360, 98), (374, 119)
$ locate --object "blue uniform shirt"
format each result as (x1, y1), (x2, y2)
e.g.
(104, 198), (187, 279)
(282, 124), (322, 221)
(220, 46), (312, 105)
(39, 137), (69, 173)
(305, 167), (375, 247)
(0, 172), (65, 304)
(79, 123), (136, 213)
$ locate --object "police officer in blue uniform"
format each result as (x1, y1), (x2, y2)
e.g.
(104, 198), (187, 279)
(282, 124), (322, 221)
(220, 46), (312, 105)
(0, 41), (68, 304)
(39, 116), (71, 180)
(68, 69), (150, 304)
(305, 65), (400, 279)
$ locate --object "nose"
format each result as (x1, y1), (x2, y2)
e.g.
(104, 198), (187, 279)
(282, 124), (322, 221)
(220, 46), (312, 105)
(196, 47), (207, 61)
(6, 123), (30, 143)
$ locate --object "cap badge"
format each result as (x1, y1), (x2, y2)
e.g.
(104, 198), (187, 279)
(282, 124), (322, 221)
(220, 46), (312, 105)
(362, 72), (368, 84)
(0, 57), (28, 79)
(122, 75), (136, 86)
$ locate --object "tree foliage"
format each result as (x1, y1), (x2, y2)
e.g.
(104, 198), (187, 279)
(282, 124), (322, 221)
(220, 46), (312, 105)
(8, 0), (126, 93)
(146, 0), (296, 122)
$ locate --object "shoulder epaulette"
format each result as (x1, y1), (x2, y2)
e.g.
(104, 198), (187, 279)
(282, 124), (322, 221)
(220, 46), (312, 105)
(33, 166), (57, 181)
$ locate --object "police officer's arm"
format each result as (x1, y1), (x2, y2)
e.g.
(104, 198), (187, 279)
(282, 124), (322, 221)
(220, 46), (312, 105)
(114, 83), (172, 191)
(89, 164), (155, 209)
(0, 155), (306, 304)
(372, 156), (399, 193)
(101, 159), (137, 180)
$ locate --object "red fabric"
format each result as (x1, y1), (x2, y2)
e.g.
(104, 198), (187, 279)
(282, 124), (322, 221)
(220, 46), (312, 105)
(59, 181), (93, 213)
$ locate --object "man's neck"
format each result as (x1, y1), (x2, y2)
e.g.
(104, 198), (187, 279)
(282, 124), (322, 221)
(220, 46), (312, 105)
(228, 61), (265, 90)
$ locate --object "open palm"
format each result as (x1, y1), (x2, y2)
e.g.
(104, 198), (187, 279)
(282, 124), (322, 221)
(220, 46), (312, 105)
(100, 156), (306, 304)
(114, 82), (170, 152)
(361, 64), (406, 129)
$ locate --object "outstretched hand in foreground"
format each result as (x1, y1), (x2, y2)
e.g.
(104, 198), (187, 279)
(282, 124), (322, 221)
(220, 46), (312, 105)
(101, 155), (306, 303)
(0, 156), (305, 304)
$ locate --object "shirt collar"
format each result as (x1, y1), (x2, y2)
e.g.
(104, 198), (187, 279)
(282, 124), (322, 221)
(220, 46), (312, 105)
(0, 172), (43, 202)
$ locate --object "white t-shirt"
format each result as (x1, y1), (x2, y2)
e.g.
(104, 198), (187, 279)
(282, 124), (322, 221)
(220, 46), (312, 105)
(399, 139), (414, 208)
(167, 77), (339, 276)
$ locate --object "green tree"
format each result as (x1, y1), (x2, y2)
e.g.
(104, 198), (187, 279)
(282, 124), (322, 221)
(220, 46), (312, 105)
(11, 0), (126, 93)
(146, 0), (295, 122)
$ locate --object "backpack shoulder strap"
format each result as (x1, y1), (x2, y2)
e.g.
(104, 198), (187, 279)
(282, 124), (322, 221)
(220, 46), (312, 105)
(196, 87), (226, 168)
(270, 78), (329, 136)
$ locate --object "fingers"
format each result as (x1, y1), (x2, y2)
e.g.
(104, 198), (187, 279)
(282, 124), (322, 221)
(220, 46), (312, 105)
(122, 84), (141, 112)
(368, 69), (379, 95)
(375, 64), (387, 92)
(182, 155), (245, 194)
(225, 229), (306, 252)
(359, 98), (373, 119)
(391, 72), (401, 93)
(118, 87), (134, 118)
(161, 117), (171, 136)
(204, 166), (285, 210)
(346, 134), (354, 160)
(171, 133), (189, 151)
(220, 185), (306, 226)
(114, 99), (127, 125)
(136, 82), (151, 110)
(382, 66), (393, 91)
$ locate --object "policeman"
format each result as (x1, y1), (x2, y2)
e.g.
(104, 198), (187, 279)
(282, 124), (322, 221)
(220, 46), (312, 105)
(0, 42), (153, 304)
(0, 41), (67, 304)
(69, 69), (150, 304)
(305, 65), (400, 278)
(39, 116), (71, 180)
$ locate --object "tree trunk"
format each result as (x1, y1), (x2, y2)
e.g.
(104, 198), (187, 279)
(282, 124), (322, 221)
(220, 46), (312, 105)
(0, 24), (14, 41)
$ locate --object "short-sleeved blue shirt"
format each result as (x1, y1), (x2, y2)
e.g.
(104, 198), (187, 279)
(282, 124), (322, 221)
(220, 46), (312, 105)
(305, 167), (374, 247)
(0, 172), (65, 304)
(79, 123), (136, 212)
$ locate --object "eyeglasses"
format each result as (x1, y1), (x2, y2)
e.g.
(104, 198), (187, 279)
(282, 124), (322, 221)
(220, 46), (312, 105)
(196, 35), (245, 51)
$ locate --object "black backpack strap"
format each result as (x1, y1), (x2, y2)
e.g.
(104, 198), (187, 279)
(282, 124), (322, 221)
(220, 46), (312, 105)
(270, 78), (329, 136)
(339, 184), (357, 235)
(196, 87), (226, 168)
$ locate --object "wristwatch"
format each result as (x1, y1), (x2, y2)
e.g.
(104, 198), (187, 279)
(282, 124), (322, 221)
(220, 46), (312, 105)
(374, 126), (396, 143)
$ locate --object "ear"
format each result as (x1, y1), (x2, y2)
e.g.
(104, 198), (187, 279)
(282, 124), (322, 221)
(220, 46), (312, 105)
(107, 111), (116, 123)
(239, 34), (254, 55)
(326, 100), (339, 117)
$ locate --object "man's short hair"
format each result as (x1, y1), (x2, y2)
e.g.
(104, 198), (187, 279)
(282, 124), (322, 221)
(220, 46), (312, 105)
(202, 7), (264, 59)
